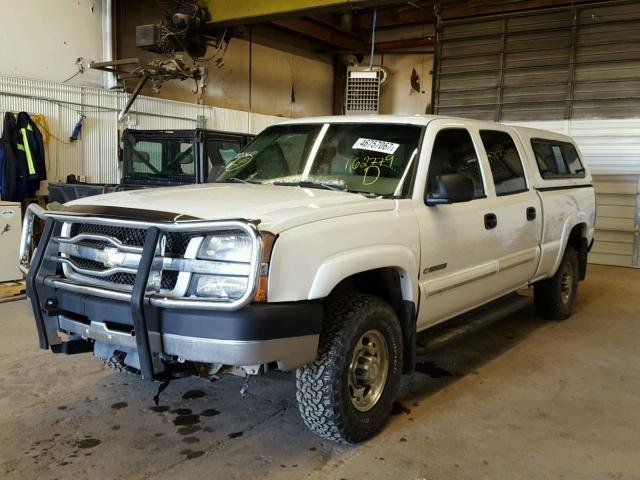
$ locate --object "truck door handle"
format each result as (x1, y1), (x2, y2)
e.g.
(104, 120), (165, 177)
(484, 213), (498, 230)
(526, 207), (537, 221)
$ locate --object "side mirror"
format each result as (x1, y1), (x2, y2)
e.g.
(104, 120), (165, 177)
(426, 174), (475, 206)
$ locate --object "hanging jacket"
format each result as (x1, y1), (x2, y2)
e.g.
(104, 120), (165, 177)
(0, 112), (26, 201)
(16, 111), (46, 197)
(0, 134), (4, 198)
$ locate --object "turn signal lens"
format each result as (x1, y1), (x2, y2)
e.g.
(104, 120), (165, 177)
(253, 232), (277, 303)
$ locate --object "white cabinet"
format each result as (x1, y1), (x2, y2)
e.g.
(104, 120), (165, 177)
(0, 202), (22, 282)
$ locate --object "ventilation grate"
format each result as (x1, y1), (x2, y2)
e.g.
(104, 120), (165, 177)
(345, 68), (382, 115)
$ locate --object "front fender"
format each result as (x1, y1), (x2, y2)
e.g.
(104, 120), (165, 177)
(307, 245), (419, 302)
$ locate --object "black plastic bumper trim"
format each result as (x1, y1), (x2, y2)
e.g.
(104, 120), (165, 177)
(53, 289), (322, 342)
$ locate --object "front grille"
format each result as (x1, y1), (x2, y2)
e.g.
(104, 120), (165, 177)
(70, 223), (191, 256)
(71, 223), (146, 247)
(62, 222), (192, 291)
(161, 271), (179, 290)
(69, 255), (104, 272)
(85, 272), (137, 286)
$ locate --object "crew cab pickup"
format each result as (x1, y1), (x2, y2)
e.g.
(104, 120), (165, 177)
(20, 115), (596, 443)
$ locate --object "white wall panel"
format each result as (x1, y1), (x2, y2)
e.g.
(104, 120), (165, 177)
(0, 75), (285, 186)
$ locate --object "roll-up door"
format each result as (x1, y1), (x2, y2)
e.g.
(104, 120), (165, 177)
(434, 0), (640, 121)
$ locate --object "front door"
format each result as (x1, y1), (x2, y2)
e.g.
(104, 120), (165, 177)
(414, 123), (505, 330)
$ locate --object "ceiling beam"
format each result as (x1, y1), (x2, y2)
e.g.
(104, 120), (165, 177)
(441, 0), (604, 19)
(203, 0), (401, 26)
(369, 37), (434, 51)
(271, 18), (366, 51)
(353, 3), (434, 29)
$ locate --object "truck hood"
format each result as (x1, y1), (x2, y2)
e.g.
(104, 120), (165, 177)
(66, 183), (397, 233)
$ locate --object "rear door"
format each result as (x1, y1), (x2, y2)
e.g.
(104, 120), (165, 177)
(474, 127), (543, 289)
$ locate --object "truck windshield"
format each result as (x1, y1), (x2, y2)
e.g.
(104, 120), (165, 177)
(213, 123), (422, 197)
(123, 135), (196, 180)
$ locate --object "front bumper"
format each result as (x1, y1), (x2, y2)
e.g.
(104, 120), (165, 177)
(22, 205), (321, 379)
(51, 290), (321, 370)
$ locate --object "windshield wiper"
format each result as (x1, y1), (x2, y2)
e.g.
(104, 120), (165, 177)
(222, 177), (260, 184)
(348, 190), (383, 199)
(273, 180), (346, 192)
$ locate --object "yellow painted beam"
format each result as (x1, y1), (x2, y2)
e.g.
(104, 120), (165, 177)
(201, 0), (391, 25)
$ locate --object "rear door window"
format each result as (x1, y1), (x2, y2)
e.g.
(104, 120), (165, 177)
(531, 139), (586, 178)
(480, 130), (527, 196)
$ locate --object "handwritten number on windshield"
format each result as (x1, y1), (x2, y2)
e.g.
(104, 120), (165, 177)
(345, 155), (395, 185)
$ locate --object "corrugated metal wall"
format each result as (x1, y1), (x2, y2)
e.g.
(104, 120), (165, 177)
(0, 76), (286, 185)
(434, 0), (640, 121)
(433, 1), (640, 268)
(590, 175), (639, 267)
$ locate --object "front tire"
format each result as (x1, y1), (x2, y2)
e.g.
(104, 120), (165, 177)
(534, 245), (579, 320)
(296, 294), (403, 444)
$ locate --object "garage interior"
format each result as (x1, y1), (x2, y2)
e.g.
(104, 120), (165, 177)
(0, 0), (639, 479)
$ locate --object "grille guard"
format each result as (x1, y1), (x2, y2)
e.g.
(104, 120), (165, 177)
(20, 204), (263, 312)
(21, 203), (264, 381)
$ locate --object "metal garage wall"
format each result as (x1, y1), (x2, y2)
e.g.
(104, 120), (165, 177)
(434, 0), (640, 121)
(433, 1), (640, 267)
(0, 76), (286, 185)
(590, 175), (639, 267)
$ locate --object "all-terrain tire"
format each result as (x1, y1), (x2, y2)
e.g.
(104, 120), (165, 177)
(296, 294), (403, 444)
(534, 245), (579, 320)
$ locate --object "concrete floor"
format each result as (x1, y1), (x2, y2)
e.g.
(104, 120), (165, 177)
(0, 264), (638, 480)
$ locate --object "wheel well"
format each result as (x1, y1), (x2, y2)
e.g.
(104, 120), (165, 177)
(567, 223), (588, 280)
(329, 268), (416, 374)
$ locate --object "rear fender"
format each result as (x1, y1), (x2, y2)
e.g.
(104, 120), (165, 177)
(550, 213), (590, 277)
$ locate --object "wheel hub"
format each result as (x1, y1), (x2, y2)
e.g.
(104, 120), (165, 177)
(560, 264), (573, 305)
(348, 329), (389, 412)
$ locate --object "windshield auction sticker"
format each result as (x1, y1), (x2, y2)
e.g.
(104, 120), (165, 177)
(352, 138), (400, 155)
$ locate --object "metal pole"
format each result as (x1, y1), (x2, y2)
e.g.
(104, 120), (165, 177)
(118, 74), (149, 122)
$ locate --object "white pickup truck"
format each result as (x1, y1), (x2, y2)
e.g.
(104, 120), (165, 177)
(20, 115), (595, 443)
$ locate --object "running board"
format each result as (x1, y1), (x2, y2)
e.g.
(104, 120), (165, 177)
(417, 293), (532, 354)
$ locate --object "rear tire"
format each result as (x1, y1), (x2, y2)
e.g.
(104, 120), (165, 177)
(534, 245), (579, 320)
(296, 294), (403, 444)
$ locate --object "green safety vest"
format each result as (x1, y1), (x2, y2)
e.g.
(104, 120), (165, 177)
(18, 123), (36, 176)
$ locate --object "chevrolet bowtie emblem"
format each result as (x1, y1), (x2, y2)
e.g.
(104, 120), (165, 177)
(99, 247), (126, 269)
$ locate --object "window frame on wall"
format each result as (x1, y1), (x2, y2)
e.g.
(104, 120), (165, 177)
(479, 129), (529, 196)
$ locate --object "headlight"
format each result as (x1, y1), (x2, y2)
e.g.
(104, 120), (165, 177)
(190, 232), (254, 300)
(191, 274), (249, 299)
(198, 233), (252, 262)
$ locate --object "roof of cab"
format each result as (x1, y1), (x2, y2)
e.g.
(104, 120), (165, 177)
(277, 114), (441, 126)
(276, 114), (578, 145)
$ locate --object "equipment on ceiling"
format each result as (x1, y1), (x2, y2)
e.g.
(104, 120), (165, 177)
(136, 1), (213, 59)
(91, 0), (232, 121)
(344, 65), (388, 115)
